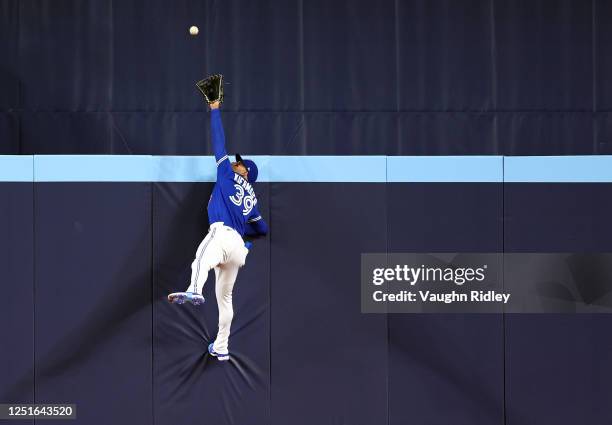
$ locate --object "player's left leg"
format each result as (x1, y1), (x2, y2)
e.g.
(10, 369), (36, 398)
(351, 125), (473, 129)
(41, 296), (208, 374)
(168, 228), (223, 305)
(208, 262), (240, 361)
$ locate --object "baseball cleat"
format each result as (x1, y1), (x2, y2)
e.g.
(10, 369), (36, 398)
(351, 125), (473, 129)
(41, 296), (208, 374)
(208, 342), (230, 361)
(191, 294), (205, 305)
(167, 292), (205, 305)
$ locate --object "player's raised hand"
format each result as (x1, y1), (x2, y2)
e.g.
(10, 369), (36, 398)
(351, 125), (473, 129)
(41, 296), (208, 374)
(196, 74), (224, 105)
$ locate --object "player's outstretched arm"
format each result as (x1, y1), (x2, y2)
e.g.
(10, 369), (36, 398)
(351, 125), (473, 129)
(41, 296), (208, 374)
(209, 102), (232, 175)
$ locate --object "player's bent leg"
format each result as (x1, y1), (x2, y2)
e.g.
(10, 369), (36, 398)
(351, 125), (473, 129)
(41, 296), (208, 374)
(190, 229), (224, 295)
(169, 229), (223, 305)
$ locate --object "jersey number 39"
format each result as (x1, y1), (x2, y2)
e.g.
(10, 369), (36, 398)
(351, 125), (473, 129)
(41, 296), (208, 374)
(230, 184), (255, 215)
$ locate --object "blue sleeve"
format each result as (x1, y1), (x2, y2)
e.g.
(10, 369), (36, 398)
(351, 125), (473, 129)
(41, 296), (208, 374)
(245, 208), (268, 236)
(210, 109), (232, 177)
(245, 219), (268, 236)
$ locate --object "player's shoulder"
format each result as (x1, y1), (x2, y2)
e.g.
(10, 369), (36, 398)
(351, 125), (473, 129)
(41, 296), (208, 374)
(217, 167), (236, 180)
(234, 173), (254, 188)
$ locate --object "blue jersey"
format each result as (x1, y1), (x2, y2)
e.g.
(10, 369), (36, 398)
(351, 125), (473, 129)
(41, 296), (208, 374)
(207, 109), (268, 237)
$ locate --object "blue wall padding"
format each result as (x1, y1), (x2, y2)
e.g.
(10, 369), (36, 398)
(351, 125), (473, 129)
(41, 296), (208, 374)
(3, 0), (611, 155)
(504, 183), (612, 425)
(398, 113), (498, 156)
(0, 0), (19, 111)
(389, 315), (504, 425)
(111, 0), (208, 112)
(33, 183), (152, 425)
(0, 113), (19, 154)
(505, 315), (612, 425)
(153, 183), (270, 425)
(388, 183), (503, 252)
(596, 1), (612, 111)
(504, 184), (612, 250)
(20, 113), (113, 155)
(3, 155), (612, 424)
(387, 183), (504, 425)
(495, 0), (592, 111)
(0, 184), (34, 425)
(18, 1), (113, 111)
(397, 0), (493, 111)
(269, 183), (388, 425)
(499, 112), (595, 156)
(302, 0), (396, 111)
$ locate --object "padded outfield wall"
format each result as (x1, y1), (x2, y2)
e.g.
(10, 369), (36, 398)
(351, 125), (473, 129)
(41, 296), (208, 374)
(2, 0), (612, 156)
(1, 155), (612, 425)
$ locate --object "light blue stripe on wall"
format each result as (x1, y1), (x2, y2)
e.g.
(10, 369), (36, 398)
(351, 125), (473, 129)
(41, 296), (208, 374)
(387, 156), (503, 182)
(0, 155), (33, 182)
(153, 156), (216, 182)
(504, 156), (612, 182)
(153, 155), (271, 182)
(268, 156), (387, 182)
(0, 155), (609, 183)
(34, 155), (153, 182)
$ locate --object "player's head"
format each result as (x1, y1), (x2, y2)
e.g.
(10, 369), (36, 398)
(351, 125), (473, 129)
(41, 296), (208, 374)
(232, 154), (258, 182)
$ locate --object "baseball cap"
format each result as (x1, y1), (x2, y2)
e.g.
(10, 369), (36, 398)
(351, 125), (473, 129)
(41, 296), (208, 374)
(235, 154), (258, 183)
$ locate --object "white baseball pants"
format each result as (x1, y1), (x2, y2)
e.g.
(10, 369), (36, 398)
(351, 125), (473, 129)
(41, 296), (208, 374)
(186, 222), (248, 354)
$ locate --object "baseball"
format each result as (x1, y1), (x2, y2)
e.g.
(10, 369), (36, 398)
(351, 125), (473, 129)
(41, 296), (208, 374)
(189, 25), (199, 36)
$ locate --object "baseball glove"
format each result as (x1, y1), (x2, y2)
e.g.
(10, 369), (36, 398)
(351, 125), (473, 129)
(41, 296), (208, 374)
(196, 74), (224, 104)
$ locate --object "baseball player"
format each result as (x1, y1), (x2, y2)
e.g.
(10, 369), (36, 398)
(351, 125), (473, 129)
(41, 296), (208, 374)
(168, 75), (268, 362)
